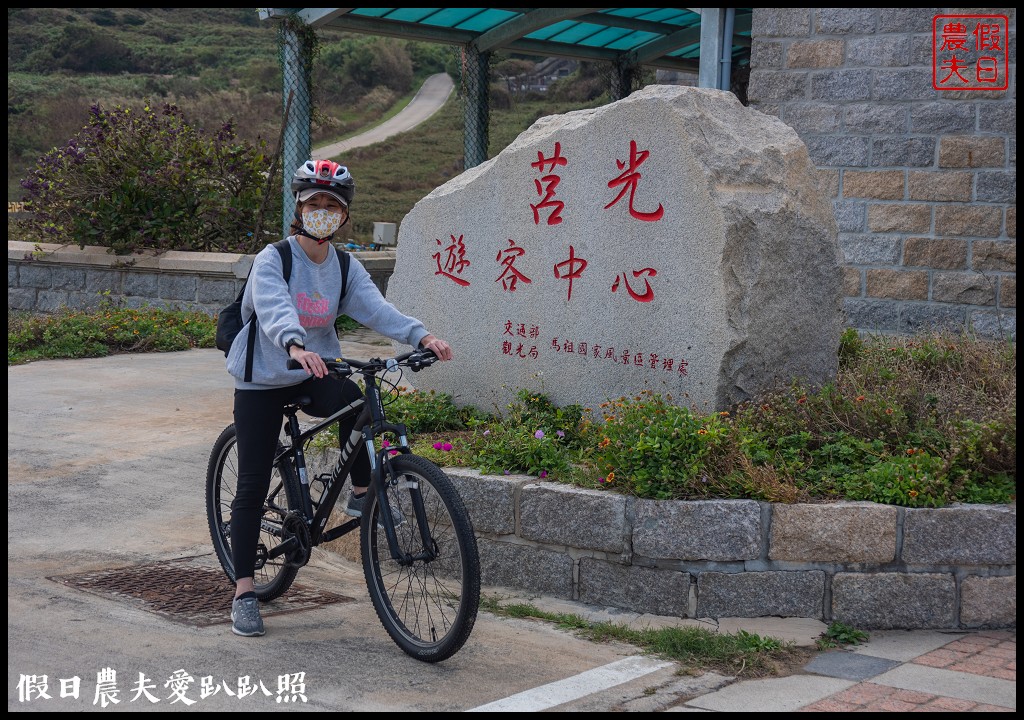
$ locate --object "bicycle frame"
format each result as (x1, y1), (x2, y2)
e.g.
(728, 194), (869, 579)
(268, 362), (425, 563)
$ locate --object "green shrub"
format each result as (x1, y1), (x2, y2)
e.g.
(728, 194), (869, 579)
(584, 392), (730, 499)
(18, 102), (279, 255)
(386, 387), (489, 433)
(837, 450), (951, 507)
(8, 303), (216, 365)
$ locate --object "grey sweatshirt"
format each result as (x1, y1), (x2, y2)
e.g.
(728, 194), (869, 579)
(226, 237), (430, 389)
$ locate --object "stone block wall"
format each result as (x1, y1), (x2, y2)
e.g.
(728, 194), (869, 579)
(7, 241), (396, 315)
(443, 469), (1016, 630)
(747, 8), (1016, 341)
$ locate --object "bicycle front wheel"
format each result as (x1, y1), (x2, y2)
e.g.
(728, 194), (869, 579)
(360, 454), (481, 663)
(206, 424), (298, 602)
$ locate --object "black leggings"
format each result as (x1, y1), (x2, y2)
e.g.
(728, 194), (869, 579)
(230, 375), (367, 582)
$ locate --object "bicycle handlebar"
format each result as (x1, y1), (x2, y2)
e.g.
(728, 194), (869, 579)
(286, 347), (438, 376)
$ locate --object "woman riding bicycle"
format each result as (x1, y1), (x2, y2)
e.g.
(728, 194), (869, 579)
(223, 158), (453, 637)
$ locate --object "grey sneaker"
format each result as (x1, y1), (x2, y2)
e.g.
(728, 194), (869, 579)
(231, 596), (265, 637)
(346, 491), (405, 527)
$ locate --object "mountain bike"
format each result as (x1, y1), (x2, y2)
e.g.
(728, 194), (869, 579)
(205, 348), (480, 663)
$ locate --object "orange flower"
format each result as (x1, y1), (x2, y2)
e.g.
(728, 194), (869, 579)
(886, 408), (894, 415)
(906, 448), (915, 455)
(908, 490), (919, 498)
(797, 396), (807, 404)
(855, 395), (865, 402)
(698, 428), (708, 436)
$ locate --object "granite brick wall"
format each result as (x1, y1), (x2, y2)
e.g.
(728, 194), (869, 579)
(747, 8), (1016, 341)
(7, 242), (396, 315)
(443, 470), (1015, 630)
(313, 456), (1016, 630)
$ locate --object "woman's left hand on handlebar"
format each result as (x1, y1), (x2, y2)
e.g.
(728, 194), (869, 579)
(290, 346), (328, 378)
(419, 334), (453, 361)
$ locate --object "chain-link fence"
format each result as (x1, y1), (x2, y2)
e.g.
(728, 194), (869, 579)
(454, 45), (491, 171)
(272, 19), (317, 242)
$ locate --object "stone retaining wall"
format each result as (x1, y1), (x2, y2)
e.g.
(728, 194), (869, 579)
(439, 470), (1015, 630)
(7, 241), (396, 316)
(315, 454), (1015, 630)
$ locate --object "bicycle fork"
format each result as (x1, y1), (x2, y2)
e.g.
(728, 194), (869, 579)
(365, 435), (439, 566)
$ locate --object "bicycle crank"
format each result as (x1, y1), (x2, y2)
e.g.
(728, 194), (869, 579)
(281, 512), (312, 568)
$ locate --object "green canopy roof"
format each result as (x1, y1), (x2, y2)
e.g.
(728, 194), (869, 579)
(258, 8), (752, 73)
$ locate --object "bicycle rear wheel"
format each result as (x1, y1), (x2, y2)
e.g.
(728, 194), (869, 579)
(360, 454), (481, 663)
(206, 424), (298, 602)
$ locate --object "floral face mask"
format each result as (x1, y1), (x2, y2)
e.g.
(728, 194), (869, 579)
(301, 208), (344, 241)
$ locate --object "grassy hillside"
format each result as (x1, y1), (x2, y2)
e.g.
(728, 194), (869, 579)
(8, 8), (603, 244)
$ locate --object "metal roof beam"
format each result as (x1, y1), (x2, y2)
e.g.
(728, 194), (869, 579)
(628, 25), (702, 66)
(295, 8), (354, 28)
(320, 14), (478, 45)
(474, 8), (604, 52)
(502, 8), (700, 37)
(506, 38), (698, 72)
(574, 11), (699, 36)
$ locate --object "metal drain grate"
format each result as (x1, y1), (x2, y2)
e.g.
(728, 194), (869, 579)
(49, 557), (353, 627)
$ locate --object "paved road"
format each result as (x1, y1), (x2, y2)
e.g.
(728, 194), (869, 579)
(312, 73), (454, 161)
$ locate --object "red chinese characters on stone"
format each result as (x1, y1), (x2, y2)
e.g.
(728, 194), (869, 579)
(611, 268), (658, 302)
(604, 140), (664, 222)
(504, 321), (540, 339)
(501, 320), (540, 360)
(530, 142), (568, 226)
(553, 245), (588, 301)
(544, 334), (688, 375)
(496, 239), (532, 292)
(432, 234), (471, 286)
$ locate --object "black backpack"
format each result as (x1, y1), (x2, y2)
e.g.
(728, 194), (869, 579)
(215, 239), (350, 381)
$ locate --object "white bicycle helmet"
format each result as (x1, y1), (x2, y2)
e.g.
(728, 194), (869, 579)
(291, 159), (355, 207)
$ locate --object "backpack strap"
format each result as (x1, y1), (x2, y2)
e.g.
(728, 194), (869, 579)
(243, 240), (293, 383)
(335, 245), (350, 304)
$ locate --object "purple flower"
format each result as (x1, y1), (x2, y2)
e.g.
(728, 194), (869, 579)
(539, 471), (548, 478)
(432, 442), (443, 450)
(442, 443), (453, 452)
(556, 430), (565, 438)
(483, 430), (490, 436)
(534, 430), (545, 439)
(504, 470), (510, 475)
